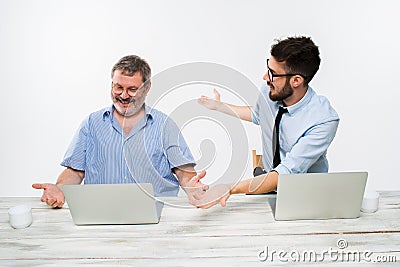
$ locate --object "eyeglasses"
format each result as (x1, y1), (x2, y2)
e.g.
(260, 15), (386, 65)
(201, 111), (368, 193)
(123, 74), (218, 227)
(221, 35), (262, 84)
(266, 59), (306, 82)
(112, 81), (147, 97)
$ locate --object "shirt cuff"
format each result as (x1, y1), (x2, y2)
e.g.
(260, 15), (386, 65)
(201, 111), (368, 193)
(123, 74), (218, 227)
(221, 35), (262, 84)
(60, 159), (85, 172)
(273, 164), (291, 175)
(250, 108), (260, 125)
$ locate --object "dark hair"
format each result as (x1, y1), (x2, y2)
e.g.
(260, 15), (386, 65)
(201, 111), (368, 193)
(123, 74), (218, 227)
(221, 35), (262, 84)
(270, 36), (320, 85)
(111, 55), (151, 83)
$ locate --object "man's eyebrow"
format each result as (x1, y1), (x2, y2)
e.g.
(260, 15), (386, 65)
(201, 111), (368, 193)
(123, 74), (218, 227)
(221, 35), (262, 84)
(113, 82), (139, 89)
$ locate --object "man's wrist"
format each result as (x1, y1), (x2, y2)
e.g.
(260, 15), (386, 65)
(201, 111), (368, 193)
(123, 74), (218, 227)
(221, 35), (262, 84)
(229, 183), (240, 195)
(214, 101), (224, 112)
(56, 183), (63, 190)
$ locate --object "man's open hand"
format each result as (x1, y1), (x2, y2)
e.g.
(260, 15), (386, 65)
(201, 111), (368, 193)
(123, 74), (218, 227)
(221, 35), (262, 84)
(32, 183), (65, 208)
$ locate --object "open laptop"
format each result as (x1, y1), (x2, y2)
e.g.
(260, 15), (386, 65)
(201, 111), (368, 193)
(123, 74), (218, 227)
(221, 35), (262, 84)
(62, 183), (163, 225)
(271, 172), (368, 221)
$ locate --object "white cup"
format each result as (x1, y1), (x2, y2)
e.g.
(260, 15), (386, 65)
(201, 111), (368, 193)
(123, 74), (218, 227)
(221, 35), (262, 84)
(8, 205), (33, 229)
(361, 191), (379, 213)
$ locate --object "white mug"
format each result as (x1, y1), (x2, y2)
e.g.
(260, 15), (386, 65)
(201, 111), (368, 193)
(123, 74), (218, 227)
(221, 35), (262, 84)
(8, 205), (33, 229)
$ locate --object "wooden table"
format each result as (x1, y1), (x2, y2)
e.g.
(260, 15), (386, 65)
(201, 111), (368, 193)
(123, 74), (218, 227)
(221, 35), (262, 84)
(1, 192), (399, 266)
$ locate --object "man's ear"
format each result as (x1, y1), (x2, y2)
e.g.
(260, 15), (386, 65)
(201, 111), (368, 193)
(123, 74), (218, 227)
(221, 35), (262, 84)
(145, 82), (151, 94)
(291, 75), (305, 88)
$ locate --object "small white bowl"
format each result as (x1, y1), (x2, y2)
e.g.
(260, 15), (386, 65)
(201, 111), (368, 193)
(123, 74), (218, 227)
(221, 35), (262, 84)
(8, 205), (32, 229)
(361, 191), (379, 213)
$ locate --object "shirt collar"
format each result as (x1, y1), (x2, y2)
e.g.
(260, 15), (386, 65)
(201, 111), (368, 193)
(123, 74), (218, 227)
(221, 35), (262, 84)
(143, 104), (154, 123)
(282, 86), (314, 115)
(102, 106), (113, 121)
(102, 104), (154, 122)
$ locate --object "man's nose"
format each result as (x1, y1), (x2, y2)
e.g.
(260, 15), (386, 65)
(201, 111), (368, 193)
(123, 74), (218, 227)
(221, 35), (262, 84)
(263, 71), (270, 82)
(120, 90), (130, 99)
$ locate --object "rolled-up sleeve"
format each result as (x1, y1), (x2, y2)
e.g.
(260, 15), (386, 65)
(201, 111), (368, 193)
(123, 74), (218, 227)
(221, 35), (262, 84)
(162, 117), (196, 169)
(60, 117), (89, 171)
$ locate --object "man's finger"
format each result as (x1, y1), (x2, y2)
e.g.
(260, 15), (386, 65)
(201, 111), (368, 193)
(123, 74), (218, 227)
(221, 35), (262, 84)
(196, 170), (206, 180)
(220, 194), (230, 207)
(193, 197), (217, 209)
(32, 183), (46, 190)
(213, 88), (221, 100)
(52, 200), (64, 208)
(192, 190), (206, 200)
(220, 199), (226, 207)
(47, 199), (56, 207)
(202, 184), (209, 191)
(196, 201), (214, 209)
(190, 170), (207, 184)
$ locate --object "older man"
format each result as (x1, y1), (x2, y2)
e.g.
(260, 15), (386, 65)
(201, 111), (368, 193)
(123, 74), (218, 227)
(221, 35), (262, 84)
(33, 55), (207, 208)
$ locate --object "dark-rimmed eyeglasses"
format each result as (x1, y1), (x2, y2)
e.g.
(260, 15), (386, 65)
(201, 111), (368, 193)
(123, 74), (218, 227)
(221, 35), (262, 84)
(267, 59), (306, 82)
(111, 81), (148, 97)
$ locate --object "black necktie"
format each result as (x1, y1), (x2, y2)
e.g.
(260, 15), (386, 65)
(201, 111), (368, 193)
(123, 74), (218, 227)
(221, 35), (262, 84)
(273, 106), (288, 168)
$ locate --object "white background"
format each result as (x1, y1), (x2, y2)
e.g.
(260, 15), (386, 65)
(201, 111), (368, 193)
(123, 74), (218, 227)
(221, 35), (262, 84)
(1, 0), (399, 196)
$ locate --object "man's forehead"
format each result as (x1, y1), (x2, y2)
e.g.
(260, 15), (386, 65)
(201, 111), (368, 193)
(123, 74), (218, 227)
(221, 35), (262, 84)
(113, 69), (142, 79)
(112, 70), (143, 85)
(268, 57), (286, 70)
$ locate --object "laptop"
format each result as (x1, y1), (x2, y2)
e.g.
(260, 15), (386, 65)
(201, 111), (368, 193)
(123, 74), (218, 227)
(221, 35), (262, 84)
(62, 183), (163, 225)
(271, 172), (368, 221)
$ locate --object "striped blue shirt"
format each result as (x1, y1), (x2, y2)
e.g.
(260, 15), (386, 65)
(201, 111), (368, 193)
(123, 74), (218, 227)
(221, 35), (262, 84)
(61, 105), (195, 196)
(251, 84), (339, 175)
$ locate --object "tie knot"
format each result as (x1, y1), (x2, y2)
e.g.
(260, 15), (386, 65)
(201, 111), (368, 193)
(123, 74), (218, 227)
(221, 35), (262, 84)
(278, 106), (288, 115)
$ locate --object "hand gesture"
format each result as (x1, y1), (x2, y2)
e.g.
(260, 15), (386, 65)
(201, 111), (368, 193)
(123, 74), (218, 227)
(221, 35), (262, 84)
(182, 170), (209, 206)
(32, 183), (65, 208)
(193, 183), (232, 209)
(198, 89), (221, 110)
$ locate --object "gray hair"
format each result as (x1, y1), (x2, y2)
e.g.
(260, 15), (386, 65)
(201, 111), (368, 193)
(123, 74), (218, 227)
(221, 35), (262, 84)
(111, 55), (151, 83)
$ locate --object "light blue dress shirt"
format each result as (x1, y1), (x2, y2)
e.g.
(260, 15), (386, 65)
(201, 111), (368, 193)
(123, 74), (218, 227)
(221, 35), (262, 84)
(61, 105), (195, 196)
(251, 83), (339, 174)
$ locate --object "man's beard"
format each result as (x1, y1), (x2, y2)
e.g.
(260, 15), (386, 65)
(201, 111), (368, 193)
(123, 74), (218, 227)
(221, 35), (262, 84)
(112, 94), (145, 117)
(268, 78), (293, 102)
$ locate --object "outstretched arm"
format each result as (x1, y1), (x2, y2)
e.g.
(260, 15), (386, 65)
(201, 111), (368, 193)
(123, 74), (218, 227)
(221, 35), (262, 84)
(194, 171), (278, 209)
(231, 171), (278, 195)
(32, 167), (84, 208)
(198, 89), (252, 122)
